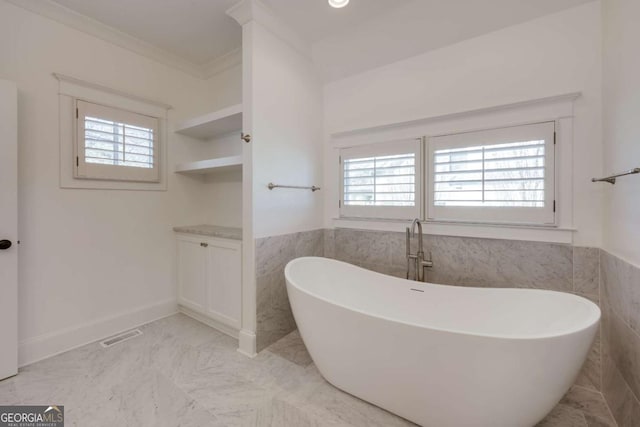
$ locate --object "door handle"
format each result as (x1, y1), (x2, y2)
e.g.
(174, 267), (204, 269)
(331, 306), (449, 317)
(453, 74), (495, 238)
(0, 240), (12, 250)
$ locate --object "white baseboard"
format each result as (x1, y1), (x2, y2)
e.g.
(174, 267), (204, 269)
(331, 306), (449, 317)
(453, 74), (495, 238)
(178, 305), (239, 339)
(177, 306), (255, 357)
(238, 329), (257, 358)
(19, 299), (177, 367)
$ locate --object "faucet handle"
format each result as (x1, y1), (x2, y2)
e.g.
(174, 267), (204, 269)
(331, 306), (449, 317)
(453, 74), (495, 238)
(422, 252), (434, 269)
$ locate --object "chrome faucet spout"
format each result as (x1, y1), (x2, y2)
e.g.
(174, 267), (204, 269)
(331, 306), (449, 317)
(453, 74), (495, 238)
(411, 218), (423, 255)
(407, 219), (432, 282)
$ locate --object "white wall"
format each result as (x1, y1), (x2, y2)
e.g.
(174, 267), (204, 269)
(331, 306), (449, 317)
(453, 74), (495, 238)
(248, 22), (324, 238)
(232, 10), (324, 355)
(323, 2), (603, 247)
(0, 1), (241, 364)
(602, 0), (640, 266)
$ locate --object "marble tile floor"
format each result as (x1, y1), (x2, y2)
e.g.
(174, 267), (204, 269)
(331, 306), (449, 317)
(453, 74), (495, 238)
(0, 314), (618, 427)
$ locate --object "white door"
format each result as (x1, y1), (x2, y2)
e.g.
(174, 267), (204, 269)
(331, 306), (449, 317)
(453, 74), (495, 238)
(0, 80), (18, 380)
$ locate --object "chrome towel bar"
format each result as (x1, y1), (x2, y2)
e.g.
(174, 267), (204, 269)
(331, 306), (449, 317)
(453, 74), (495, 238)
(592, 168), (640, 185)
(268, 182), (321, 192)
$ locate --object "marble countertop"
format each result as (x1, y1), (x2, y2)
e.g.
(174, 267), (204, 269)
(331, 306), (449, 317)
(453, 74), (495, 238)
(173, 224), (242, 241)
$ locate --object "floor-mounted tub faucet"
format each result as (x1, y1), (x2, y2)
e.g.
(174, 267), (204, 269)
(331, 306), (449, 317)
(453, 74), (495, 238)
(406, 219), (433, 282)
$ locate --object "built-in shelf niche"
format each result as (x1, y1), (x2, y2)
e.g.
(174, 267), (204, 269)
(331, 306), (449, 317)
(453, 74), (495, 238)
(175, 155), (242, 175)
(174, 104), (243, 176)
(175, 104), (242, 140)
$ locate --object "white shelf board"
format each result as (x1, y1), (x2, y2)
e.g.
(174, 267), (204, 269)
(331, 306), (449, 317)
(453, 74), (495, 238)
(175, 104), (242, 140)
(175, 155), (242, 175)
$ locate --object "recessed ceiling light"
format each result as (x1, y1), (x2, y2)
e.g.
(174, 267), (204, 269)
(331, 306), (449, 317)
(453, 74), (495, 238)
(328, 0), (349, 8)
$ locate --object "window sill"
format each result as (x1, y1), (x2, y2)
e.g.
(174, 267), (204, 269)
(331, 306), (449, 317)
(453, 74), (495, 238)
(331, 218), (575, 244)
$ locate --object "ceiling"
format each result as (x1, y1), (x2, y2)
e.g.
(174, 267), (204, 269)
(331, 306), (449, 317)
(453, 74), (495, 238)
(51, 0), (242, 65)
(263, 0), (408, 43)
(43, 0), (594, 78)
(49, 0), (404, 66)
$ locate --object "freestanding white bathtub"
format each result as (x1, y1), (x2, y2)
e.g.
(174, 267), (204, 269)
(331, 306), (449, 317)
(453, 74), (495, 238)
(285, 257), (600, 427)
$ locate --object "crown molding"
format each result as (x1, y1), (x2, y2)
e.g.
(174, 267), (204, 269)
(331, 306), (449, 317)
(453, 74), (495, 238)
(4, 0), (242, 80)
(225, 0), (255, 26)
(202, 48), (243, 78)
(226, 0), (312, 59)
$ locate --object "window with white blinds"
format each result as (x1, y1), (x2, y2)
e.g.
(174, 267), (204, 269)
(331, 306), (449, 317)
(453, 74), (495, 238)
(340, 139), (421, 219)
(427, 122), (556, 225)
(75, 100), (160, 182)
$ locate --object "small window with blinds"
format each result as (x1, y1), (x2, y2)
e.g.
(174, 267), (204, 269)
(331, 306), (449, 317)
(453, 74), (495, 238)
(427, 122), (556, 225)
(75, 100), (160, 182)
(340, 139), (421, 219)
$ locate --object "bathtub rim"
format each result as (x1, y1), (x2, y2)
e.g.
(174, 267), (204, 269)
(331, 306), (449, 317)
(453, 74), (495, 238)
(285, 256), (601, 341)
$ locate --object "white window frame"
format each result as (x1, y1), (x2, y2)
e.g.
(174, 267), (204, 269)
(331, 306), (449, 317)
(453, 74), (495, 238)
(329, 93), (578, 243)
(340, 138), (422, 220)
(55, 73), (170, 191)
(75, 100), (160, 183)
(426, 121), (556, 226)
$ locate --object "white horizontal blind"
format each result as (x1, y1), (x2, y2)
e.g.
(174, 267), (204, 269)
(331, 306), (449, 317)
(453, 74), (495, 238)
(344, 154), (416, 206)
(434, 140), (545, 207)
(340, 139), (421, 219)
(84, 117), (154, 169)
(428, 122), (555, 225)
(76, 100), (160, 182)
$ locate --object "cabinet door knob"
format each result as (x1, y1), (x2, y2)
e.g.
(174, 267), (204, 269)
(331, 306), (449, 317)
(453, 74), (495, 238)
(0, 240), (12, 250)
(200, 242), (209, 248)
(241, 133), (251, 143)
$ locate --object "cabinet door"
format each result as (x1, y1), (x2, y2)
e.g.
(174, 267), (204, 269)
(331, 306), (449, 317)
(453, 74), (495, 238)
(177, 238), (207, 313)
(206, 242), (242, 329)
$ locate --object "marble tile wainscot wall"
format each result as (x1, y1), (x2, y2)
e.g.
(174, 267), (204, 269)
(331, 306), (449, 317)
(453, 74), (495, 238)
(324, 228), (603, 393)
(255, 229), (324, 352)
(601, 250), (640, 427)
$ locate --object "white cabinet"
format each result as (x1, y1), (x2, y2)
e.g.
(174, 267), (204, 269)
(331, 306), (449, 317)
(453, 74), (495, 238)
(176, 234), (242, 333)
